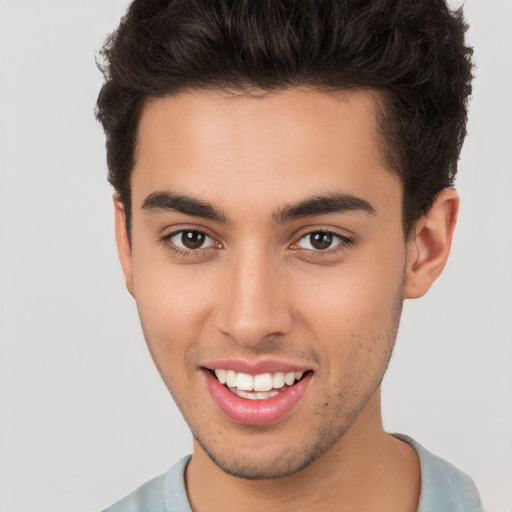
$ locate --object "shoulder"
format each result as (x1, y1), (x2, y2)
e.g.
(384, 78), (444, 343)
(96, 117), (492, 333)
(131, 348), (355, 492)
(395, 435), (483, 512)
(102, 455), (192, 512)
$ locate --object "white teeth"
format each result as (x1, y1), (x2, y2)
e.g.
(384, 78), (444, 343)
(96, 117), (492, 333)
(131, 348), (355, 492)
(214, 369), (226, 384)
(253, 373), (273, 392)
(235, 372), (254, 391)
(234, 389), (258, 400)
(284, 372), (296, 386)
(226, 370), (237, 388)
(213, 368), (306, 396)
(258, 390), (279, 399)
(234, 389), (280, 400)
(272, 372), (285, 389)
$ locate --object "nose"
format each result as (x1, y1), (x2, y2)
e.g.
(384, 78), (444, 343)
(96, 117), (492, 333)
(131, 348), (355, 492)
(214, 247), (293, 348)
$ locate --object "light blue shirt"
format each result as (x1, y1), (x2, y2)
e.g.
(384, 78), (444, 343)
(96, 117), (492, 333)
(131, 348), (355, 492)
(102, 435), (483, 512)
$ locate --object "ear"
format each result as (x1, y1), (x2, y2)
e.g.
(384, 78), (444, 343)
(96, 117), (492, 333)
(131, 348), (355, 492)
(113, 195), (135, 297)
(404, 188), (459, 299)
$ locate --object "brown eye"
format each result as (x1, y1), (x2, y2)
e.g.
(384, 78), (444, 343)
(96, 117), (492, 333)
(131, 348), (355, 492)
(181, 231), (205, 249)
(297, 231), (343, 251)
(311, 232), (333, 250)
(168, 230), (216, 250)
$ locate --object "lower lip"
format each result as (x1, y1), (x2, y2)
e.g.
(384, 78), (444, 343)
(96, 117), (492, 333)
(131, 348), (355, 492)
(204, 370), (312, 426)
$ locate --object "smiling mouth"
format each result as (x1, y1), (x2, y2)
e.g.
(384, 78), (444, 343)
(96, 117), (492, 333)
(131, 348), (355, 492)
(211, 369), (308, 400)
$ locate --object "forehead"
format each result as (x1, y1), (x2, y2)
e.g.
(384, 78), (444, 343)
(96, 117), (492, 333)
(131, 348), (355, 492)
(132, 88), (401, 218)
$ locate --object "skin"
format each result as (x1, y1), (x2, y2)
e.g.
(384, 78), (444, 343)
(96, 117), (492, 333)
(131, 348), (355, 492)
(114, 88), (458, 511)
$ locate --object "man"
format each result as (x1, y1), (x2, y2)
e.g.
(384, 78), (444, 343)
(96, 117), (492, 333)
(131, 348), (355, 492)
(96, 0), (481, 510)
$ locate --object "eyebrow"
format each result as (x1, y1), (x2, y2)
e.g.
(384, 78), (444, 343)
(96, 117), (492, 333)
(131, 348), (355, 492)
(141, 190), (375, 224)
(273, 193), (375, 224)
(142, 191), (228, 223)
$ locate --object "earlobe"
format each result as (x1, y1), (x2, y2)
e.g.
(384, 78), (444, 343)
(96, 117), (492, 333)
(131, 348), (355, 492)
(404, 188), (459, 299)
(113, 195), (135, 297)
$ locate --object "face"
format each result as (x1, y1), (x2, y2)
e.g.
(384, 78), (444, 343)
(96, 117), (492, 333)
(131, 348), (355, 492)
(120, 88), (409, 479)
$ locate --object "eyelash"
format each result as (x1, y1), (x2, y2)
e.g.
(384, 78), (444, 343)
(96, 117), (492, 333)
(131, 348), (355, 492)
(159, 228), (354, 259)
(292, 230), (353, 256)
(159, 229), (220, 258)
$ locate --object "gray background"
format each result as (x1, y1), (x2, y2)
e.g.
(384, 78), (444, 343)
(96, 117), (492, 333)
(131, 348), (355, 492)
(1, 1), (511, 511)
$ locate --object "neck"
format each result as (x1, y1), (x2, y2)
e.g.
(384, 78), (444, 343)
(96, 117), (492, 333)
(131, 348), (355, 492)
(185, 389), (420, 512)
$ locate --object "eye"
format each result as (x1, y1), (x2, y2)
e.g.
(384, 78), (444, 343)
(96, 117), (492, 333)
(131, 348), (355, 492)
(166, 230), (217, 251)
(296, 231), (346, 251)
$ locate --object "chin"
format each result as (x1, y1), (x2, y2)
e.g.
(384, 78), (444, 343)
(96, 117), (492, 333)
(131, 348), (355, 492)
(193, 423), (343, 480)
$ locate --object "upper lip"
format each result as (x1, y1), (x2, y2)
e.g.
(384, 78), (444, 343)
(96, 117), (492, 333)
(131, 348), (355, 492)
(201, 358), (311, 374)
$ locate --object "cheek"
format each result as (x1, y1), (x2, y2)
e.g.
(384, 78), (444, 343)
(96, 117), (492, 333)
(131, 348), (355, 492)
(293, 243), (405, 359)
(131, 251), (214, 359)
(298, 266), (403, 328)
